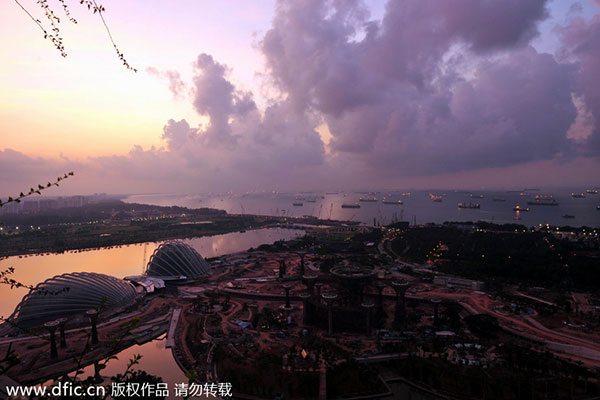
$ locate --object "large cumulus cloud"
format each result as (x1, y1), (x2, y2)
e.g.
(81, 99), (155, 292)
(560, 7), (600, 153)
(266, 0), (600, 179)
(170, 53), (325, 172)
(262, 0), (549, 110)
(89, 54), (326, 193)
(260, 0), (594, 178)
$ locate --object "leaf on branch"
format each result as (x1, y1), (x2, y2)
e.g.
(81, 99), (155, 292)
(2, 172), (74, 206)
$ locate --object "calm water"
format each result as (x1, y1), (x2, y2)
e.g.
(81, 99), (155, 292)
(126, 189), (600, 228)
(0, 228), (303, 320)
(70, 335), (188, 395)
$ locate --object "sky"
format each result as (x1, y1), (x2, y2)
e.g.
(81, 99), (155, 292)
(1, 0), (600, 196)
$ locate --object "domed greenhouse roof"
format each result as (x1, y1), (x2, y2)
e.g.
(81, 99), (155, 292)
(9, 272), (138, 329)
(145, 241), (210, 279)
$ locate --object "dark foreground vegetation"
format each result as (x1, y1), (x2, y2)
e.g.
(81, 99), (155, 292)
(391, 222), (600, 293)
(382, 345), (597, 400)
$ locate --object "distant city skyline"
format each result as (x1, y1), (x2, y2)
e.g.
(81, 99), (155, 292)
(1, 0), (600, 196)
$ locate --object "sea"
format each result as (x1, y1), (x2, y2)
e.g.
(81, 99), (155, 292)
(124, 189), (600, 228)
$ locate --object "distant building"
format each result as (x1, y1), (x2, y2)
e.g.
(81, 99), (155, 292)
(0, 195), (90, 215)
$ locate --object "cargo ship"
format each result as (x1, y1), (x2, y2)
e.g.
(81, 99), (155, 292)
(527, 199), (558, 206)
(293, 202), (303, 206)
(493, 197), (506, 202)
(571, 193), (586, 198)
(458, 202), (480, 209)
(513, 206), (530, 212)
(341, 203), (360, 209)
(359, 197), (378, 202)
(470, 194), (484, 199)
(562, 214), (575, 219)
(586, 189), (598, 194)
(382, 199), (403, 205)
(528, 194), (558, 206)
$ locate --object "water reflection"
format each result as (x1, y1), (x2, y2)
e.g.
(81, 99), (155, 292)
(75, 334), (187, 385)
(47, 335), (190, 400)
(0, 228), (303, 319)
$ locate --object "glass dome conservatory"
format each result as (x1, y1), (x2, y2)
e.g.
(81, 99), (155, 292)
(9, 272), (138, 329)
(146, 241), (210, 279)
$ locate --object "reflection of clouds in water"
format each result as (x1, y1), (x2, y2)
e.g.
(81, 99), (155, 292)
(184, 228), (302, 258)
(212, 237), (226, 254)
(0, 228), (301, 320)
(0, 245), (151, 319)
(91, 337), (186, 386)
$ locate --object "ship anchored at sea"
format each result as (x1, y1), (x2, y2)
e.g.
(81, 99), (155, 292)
(429, 194), (443, 202)
(382, 197), (403, 205)
(359, 196), (378, 202)
(527, 194), (558, 206)
(458, 202), (480, 209)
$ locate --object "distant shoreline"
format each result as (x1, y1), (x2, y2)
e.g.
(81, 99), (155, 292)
(0, 200), (347, 257)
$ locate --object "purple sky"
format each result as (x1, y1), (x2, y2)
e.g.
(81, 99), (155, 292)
(1, 0), (600, 195)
